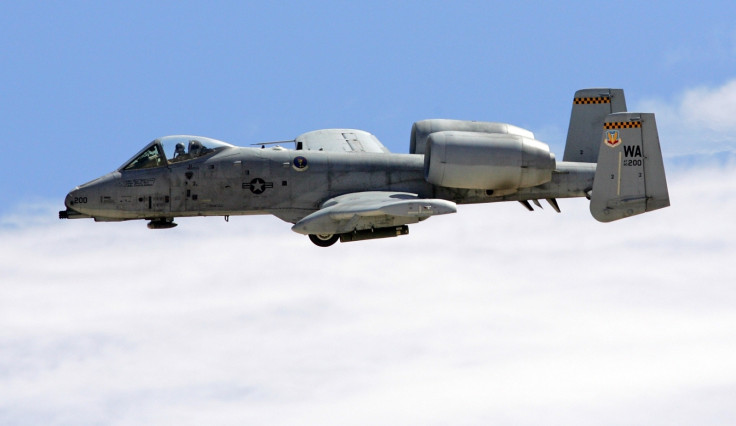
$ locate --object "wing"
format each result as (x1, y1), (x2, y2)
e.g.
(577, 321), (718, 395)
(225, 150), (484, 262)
(291, 191), (457, 235)
(295, 129), (391, 153)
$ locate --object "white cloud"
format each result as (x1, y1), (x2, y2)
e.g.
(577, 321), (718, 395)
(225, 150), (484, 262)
(681, 80), (736, 133)
(1, 166), (736, 425)
(637, 79), (736, 155)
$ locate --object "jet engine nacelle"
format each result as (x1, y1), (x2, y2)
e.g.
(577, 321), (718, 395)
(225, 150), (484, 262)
(424, 131), (556, 191)
(411, 119), (535, 155)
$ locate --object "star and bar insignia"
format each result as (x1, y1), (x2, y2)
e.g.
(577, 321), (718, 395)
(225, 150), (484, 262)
(242, 178), (273, 194)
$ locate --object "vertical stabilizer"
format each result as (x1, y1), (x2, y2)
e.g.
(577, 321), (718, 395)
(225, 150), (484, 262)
(590, 112), (670, 222)
(563, 88), (627, 163)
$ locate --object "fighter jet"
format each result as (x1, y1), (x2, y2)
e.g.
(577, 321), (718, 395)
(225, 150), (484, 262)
(59, 88), (670, 246)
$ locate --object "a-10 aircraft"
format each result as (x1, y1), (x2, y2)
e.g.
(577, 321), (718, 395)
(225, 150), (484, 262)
(60, 88), (670, 246)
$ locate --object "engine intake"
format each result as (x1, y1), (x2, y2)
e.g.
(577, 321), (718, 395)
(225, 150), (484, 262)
(424, 131), (556, 191)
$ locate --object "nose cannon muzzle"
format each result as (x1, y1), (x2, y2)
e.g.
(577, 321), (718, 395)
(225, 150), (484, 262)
(59, 189), (91, 220)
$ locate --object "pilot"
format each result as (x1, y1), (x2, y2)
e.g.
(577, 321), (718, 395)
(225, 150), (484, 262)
(174, 143), (186, 159)
(188, 140), (204, 158)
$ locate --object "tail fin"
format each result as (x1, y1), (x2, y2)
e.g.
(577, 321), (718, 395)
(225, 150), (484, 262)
(563, 88), (627, 163)
(590, 112), (670, 222)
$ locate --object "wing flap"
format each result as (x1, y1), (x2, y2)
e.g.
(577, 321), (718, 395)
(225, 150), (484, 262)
(291, 192), (456, 235)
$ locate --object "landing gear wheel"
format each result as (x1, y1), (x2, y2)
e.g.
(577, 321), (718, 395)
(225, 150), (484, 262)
(309, 233), (339, 247)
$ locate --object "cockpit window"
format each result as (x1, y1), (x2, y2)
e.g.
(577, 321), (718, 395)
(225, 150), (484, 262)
(123, 143), (164, 170)
(162, 135), (233, 164)
(168, 139), (212, 163)
(119, 135), (234, 172)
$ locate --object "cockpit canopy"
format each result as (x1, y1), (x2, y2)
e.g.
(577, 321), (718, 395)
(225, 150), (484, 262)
(121, 135), (234, 171)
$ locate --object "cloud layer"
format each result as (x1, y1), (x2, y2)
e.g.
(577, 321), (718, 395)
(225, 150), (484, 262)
(2, 164), (735, 425)
(639, 79), (736, 156)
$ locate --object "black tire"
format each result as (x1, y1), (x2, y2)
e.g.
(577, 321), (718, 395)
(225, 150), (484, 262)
(309, 233), (339, 247)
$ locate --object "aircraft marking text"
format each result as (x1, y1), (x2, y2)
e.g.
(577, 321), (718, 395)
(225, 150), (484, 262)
(123, 178), (156, 187)
(623, 145), (642, 157)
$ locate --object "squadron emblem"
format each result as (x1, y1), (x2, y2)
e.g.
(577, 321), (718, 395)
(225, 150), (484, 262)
(293, 156), (309, 171)
(605, 130), (621, 148)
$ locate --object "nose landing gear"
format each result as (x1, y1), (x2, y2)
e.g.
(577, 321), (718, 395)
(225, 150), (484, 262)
(308, 233), (339, 247)
(147, 218), (178, 229)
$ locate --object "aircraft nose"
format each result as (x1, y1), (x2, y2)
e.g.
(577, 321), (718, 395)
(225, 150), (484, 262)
(60, 187), (90, 219)
(64, 190), (77, 209)
(60, 171), (125, 220)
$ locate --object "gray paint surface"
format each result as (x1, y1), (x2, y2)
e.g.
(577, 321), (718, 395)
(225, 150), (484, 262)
(60, 89), (670, 246)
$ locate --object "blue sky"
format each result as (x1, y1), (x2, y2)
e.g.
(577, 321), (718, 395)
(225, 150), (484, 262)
(2, 2), (736, 425)
(2, 1), (736, 214)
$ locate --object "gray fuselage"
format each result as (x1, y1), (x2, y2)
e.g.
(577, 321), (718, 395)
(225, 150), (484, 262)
(64, 145), (595, 224)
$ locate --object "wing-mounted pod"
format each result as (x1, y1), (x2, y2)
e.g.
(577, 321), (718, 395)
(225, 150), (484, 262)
(291, 191), (457, 246)
(590, 112), (670, 222)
